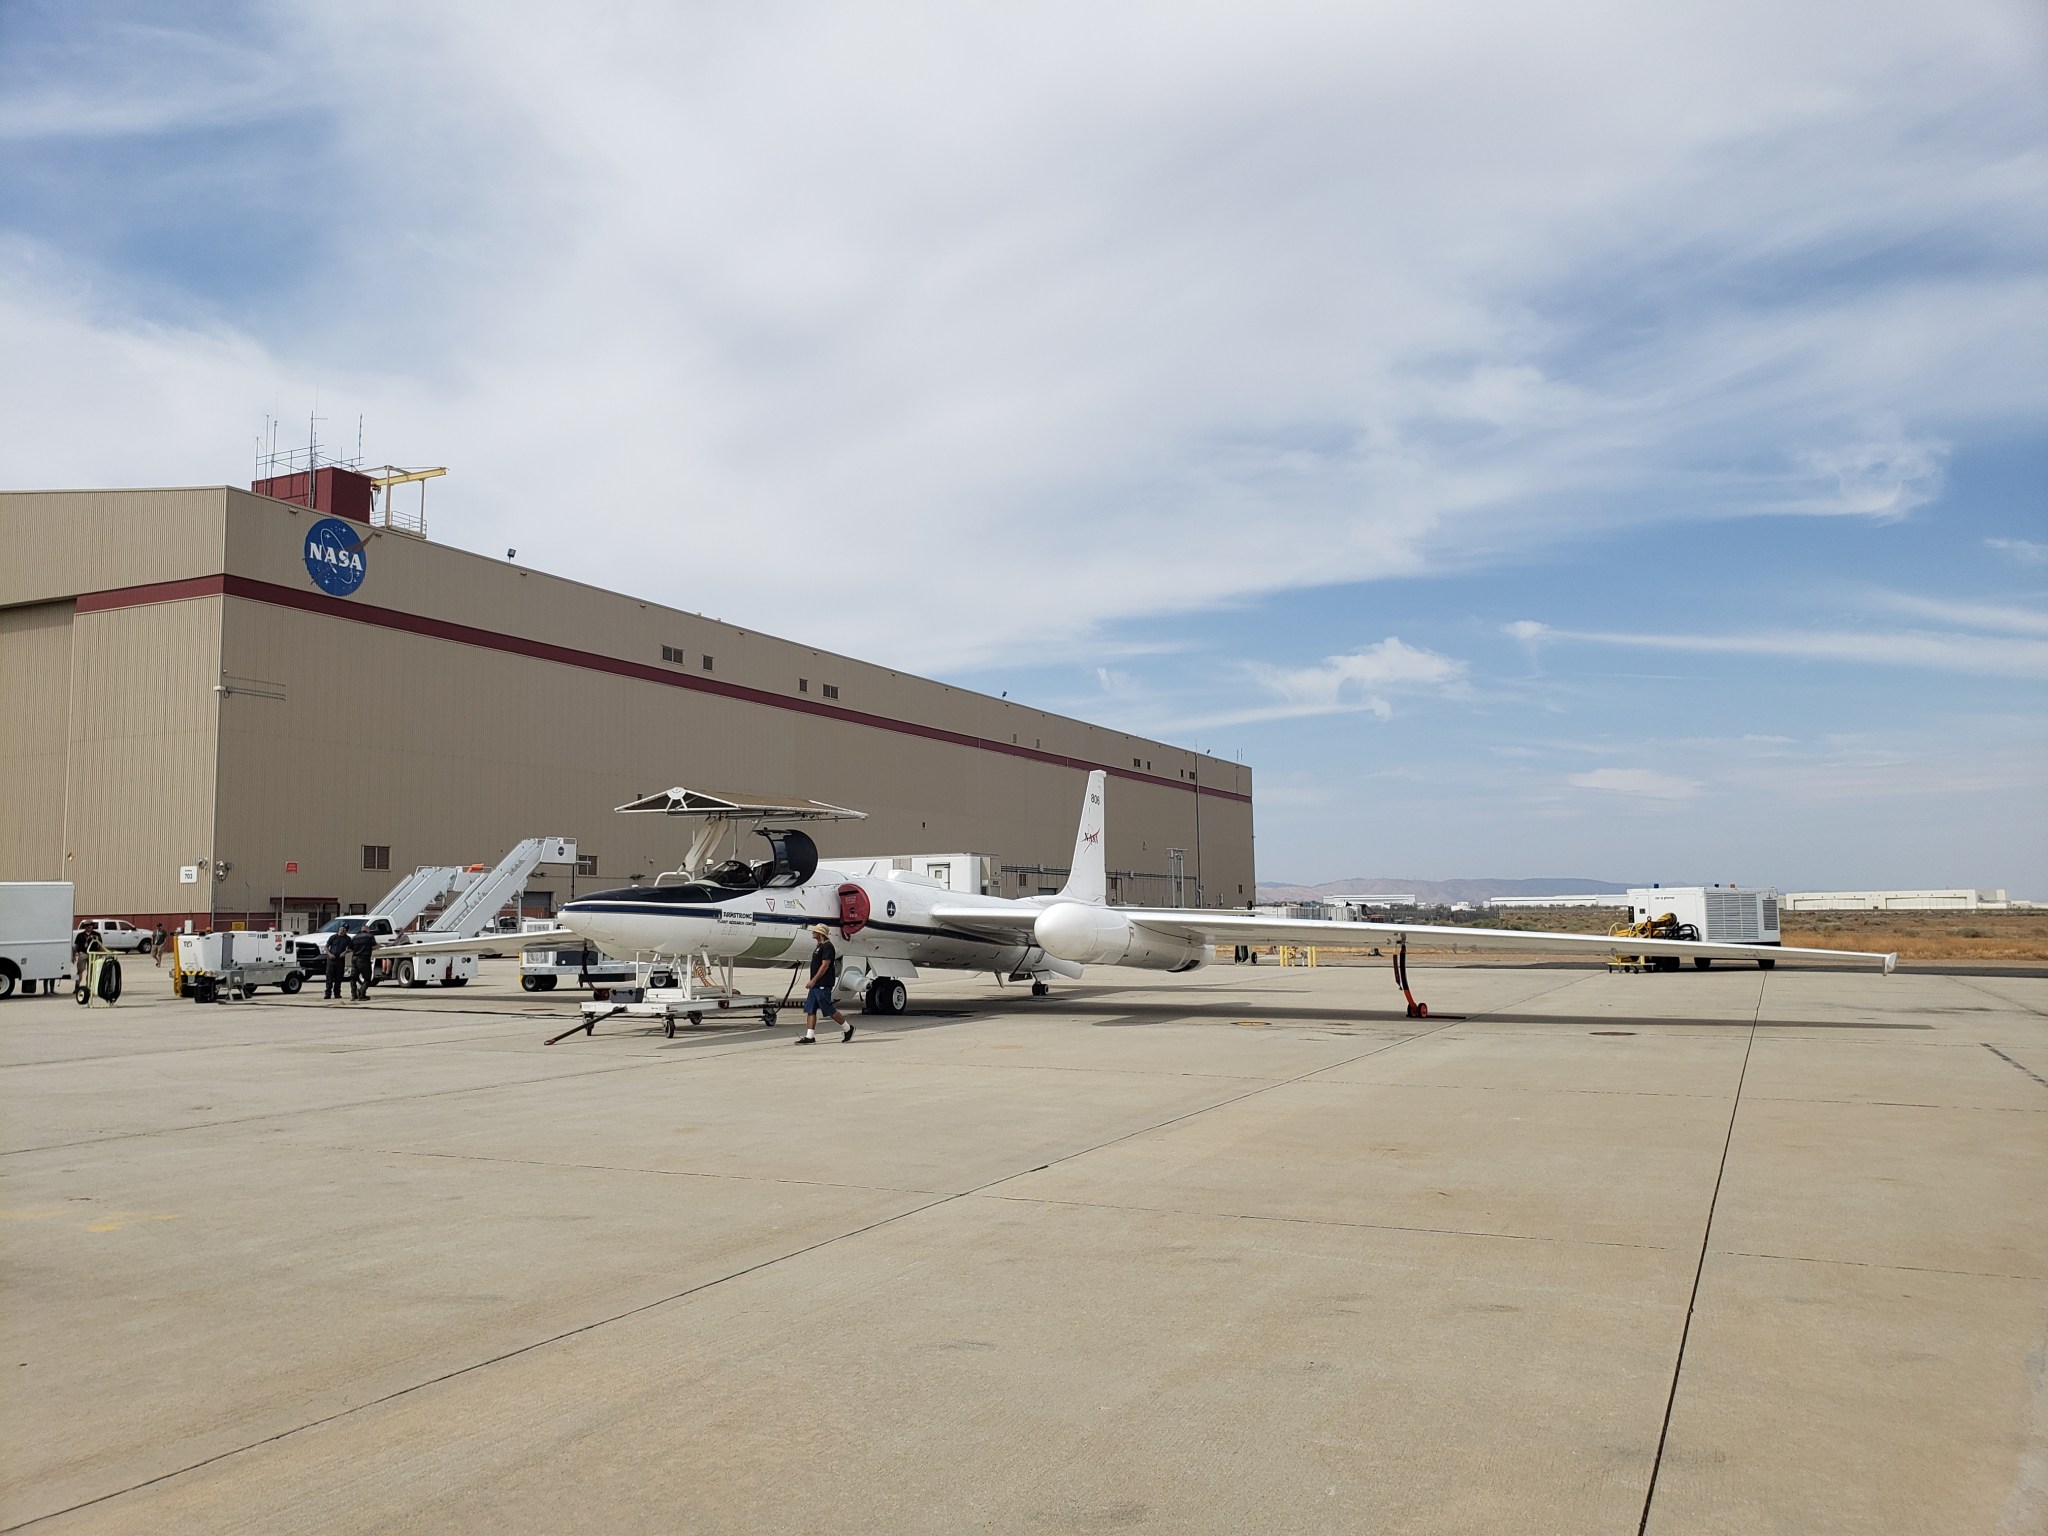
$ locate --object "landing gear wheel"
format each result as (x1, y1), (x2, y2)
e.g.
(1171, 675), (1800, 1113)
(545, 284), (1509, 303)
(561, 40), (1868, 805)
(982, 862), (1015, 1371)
(1030, 980), (1049, 997)
(281, 970), (304, 994)
(873, 978), (907, 1016)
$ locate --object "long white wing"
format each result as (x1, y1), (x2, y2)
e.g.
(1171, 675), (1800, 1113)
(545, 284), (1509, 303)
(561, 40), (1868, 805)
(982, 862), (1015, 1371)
(929, 905), (1897, 973)
(368, 927), (577, 957)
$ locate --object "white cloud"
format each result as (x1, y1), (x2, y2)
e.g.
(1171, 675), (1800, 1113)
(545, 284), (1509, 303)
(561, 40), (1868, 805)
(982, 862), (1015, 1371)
(1870, 591), (2048, 636)
(1507, 618), (2048, 678)
(1174, 638), (1469, 727)
(1789, 434), (1947, 518)
(2, 1), (2042, 676)
(1986, 538), (2048, 566)
(1568, 768), (1704, 800)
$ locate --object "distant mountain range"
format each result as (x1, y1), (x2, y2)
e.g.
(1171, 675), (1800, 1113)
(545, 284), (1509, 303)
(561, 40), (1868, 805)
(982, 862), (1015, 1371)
(1255, 876), (1635, 906)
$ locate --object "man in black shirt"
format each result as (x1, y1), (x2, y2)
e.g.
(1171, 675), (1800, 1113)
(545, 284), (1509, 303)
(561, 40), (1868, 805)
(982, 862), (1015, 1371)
(798, 923), (850, 1044)
(348, 928), (377, 1001)
(323, 928), (350, 1000)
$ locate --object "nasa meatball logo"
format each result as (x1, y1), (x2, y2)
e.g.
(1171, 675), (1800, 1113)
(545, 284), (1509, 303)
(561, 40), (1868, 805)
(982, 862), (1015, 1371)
(303, 517), (367, 597)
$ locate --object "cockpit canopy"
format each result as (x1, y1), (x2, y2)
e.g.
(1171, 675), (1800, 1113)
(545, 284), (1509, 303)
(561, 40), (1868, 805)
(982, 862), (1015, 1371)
(572, 826), (820, 908)
(755, 828), (819, 887)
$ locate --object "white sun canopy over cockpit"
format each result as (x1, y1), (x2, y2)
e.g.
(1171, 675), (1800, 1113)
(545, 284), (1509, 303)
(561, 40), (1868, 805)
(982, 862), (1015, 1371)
(614, 787), (867, 881)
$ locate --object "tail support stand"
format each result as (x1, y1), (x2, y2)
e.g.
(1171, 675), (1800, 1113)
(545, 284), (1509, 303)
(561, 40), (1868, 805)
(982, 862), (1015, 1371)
(1393, 938), (1428, 1019)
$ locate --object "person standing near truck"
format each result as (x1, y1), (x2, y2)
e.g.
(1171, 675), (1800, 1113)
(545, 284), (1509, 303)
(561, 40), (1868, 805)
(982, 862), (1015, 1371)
(152, 923), (168, 966)
(323, 927), (350, 1000)
(348, 926), (377, 1002)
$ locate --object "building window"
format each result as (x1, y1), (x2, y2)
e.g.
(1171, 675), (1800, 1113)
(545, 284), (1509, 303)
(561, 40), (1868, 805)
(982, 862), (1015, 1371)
(347, 903), (367, 915)
(701, 655), (714, 671)
(798, 678), (808, 693)
(1133, 758), (1141, 768)
(362, 845), (390, 871)
(575, 854), (599, 876)
(661, 645), (683, 663)
(822, 684), (839, 700)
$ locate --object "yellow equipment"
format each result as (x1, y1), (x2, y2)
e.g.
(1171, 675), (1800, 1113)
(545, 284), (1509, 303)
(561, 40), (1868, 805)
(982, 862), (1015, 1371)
(1608, 911), (1701, 973)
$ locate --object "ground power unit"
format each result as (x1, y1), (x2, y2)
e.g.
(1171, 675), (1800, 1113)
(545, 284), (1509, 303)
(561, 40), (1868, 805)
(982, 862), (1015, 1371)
(1626, 887), (1783, 945)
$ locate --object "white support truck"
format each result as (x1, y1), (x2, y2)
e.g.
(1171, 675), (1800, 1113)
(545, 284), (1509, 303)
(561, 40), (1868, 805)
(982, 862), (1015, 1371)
(1623, 886), (1783, 969)
(0, 882), (75, 999)
(288, 840), (577, 989)
(517, 919), (636, 992)
(291, 865), (463, 975)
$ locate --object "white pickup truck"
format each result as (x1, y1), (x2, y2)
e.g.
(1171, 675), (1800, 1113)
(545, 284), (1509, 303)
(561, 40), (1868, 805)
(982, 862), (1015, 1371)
(293, 917), (478, 988)
(75, 917), (155, 954)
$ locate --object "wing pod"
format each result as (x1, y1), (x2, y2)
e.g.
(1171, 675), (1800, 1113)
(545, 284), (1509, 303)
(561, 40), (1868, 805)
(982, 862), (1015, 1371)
(1035, 903), (1209, 972)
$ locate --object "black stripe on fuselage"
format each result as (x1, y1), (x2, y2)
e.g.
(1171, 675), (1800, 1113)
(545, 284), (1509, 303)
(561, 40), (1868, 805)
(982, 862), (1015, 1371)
(560, 901), (1011, 947)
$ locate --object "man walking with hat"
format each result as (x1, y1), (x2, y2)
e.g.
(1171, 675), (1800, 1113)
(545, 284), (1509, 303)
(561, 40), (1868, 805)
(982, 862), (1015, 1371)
(798, 923), (851, 1045)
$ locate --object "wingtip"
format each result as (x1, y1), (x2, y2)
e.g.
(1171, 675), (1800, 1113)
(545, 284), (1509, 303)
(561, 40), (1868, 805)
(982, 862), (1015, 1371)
(1883, 952), (1899, 975)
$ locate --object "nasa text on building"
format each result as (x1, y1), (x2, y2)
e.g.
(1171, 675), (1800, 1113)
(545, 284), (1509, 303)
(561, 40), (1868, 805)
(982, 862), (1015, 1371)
(0, 473), (1252, 929)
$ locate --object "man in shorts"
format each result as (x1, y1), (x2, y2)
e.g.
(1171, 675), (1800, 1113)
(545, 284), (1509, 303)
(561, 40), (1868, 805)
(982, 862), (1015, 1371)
(798, 923), (851, 1044)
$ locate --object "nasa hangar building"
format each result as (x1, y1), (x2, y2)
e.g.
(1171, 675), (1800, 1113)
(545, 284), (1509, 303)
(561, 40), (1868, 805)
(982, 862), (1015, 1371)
(0, 475), (1254, 931)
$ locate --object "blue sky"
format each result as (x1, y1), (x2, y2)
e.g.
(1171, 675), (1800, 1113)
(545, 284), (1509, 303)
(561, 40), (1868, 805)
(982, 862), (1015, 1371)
(3, 0), (2043, 891)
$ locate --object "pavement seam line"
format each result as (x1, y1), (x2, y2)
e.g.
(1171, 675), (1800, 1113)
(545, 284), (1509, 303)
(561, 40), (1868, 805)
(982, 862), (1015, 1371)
(1981, 1043), (2048, 1091)
(0, 1015), (1459, 1532)
(979, 1190), (1675, 1252)
(344, 1144), (939, 1196)
(1634, 969), (1763, 1536)
(1950, 976), (2048, 1019)
(1711, 1248), (2043, 1283)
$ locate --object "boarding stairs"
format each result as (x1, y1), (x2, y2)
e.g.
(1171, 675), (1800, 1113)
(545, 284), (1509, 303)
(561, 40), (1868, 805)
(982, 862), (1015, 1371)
(368, 866), (464, 931)
(424, 837), (575, 938)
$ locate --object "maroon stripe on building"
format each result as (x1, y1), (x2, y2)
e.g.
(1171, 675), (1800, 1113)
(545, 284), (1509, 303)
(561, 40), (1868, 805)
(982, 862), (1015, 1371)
(76, 573), (1252, 803)
(75, 575), (229, 613)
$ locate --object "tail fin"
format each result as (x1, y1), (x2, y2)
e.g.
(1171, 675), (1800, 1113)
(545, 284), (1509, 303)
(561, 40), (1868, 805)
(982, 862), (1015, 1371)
(1057, 771), (1107, 905)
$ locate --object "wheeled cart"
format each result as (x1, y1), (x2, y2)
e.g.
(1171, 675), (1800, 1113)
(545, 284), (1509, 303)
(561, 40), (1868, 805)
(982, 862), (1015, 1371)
(545, 955), (789, 1043)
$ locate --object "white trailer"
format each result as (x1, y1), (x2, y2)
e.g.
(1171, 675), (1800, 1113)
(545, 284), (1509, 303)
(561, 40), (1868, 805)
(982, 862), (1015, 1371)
(0, 882), (75, 998)
(1625, 886), (1783, 968)
(176, 929), (305, 999)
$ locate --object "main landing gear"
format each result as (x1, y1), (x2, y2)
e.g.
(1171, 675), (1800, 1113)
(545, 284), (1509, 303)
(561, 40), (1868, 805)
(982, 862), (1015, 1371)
(1030, 980), (1050, 997)
(863, 977), (908, 1016)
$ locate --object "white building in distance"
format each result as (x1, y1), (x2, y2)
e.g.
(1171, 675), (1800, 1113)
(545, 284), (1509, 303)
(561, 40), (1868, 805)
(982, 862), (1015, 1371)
(1782, 889), (2016, 912)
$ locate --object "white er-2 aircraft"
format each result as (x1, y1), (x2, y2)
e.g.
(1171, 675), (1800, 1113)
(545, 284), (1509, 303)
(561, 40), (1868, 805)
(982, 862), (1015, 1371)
(553, 771), (1895, 1020)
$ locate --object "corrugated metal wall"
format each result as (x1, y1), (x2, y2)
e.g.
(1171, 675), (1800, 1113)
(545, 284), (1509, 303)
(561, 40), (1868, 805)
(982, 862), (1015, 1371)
(61, 600), (222, 916)
(213, 594), (1252, 916)
(0, 601), (76, 879)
